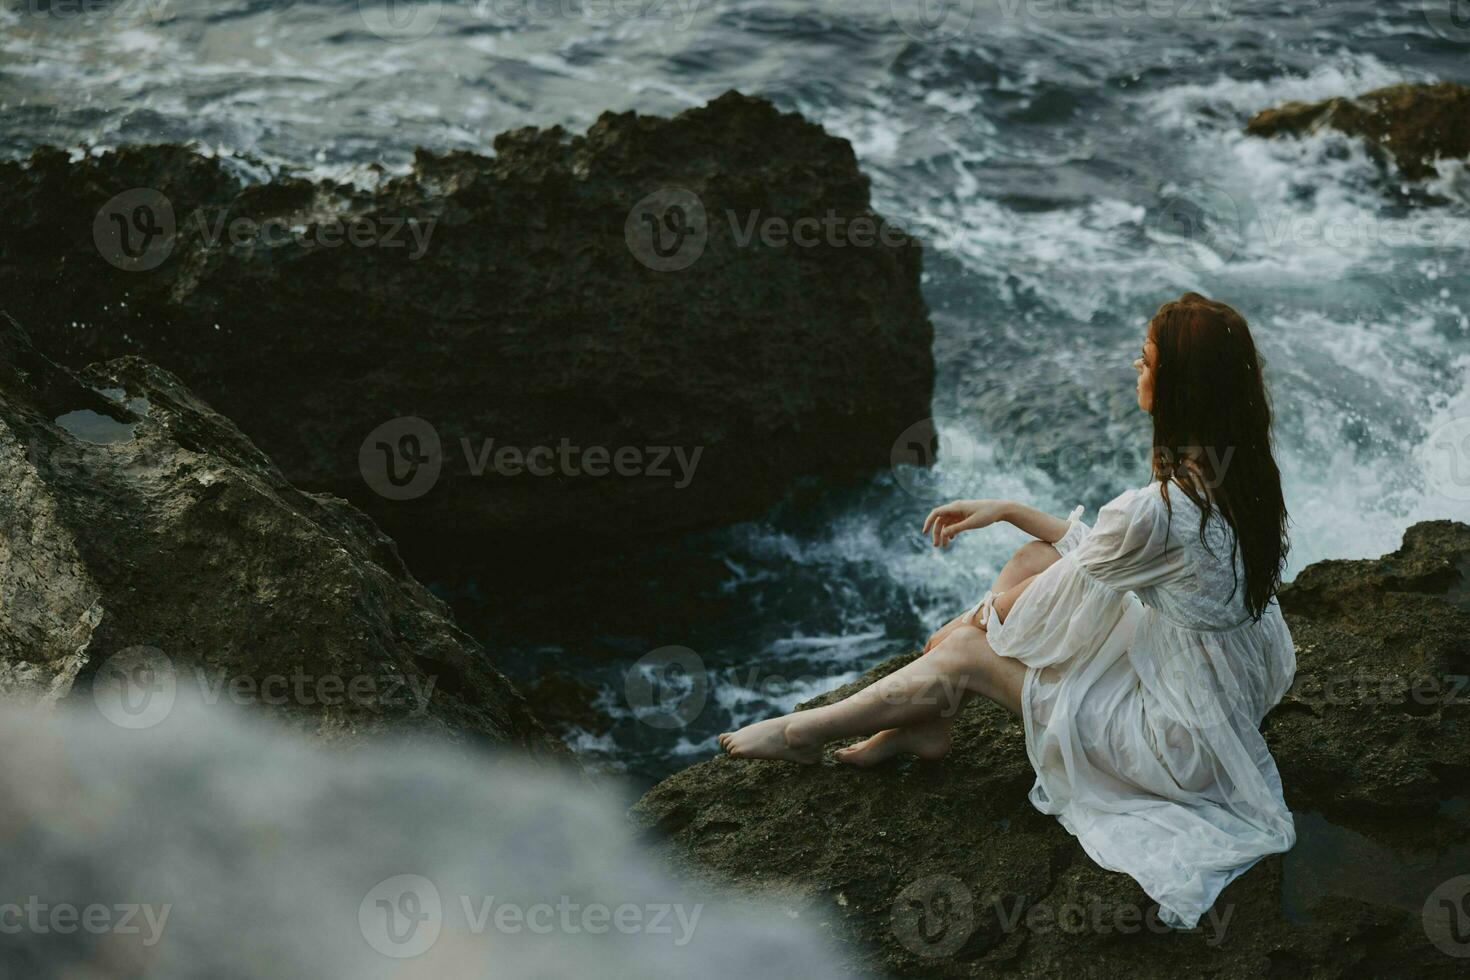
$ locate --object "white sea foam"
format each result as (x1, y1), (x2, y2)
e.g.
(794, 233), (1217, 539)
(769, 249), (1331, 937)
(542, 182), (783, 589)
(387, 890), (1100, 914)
(1145, 56), (1417, 132)
(5, 1), (1467, 783)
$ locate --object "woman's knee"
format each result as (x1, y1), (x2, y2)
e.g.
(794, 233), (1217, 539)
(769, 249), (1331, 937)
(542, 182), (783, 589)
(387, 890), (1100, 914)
(927, 624), (980, 665)
(1009, 539), (1059, 577)
(930, 626), (1022, 706)
(929, 626), (1000, 681)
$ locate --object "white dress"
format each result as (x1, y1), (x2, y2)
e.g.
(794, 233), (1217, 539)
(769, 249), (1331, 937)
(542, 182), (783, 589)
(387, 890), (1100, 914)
(982, 481), (1297, 929)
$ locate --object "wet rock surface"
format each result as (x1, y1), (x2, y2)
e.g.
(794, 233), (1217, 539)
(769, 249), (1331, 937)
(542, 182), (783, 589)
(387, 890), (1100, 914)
(0, 314), (564, 756)
(0, 92), (936, 579)
(631, 522), (1470, 976)
(1246, 81), (1470, 182)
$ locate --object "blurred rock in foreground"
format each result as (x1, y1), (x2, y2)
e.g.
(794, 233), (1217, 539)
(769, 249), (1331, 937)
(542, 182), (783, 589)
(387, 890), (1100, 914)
(0, 697), (846, 979)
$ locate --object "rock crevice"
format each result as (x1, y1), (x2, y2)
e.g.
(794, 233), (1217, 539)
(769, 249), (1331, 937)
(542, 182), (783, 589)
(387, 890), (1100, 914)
(0, 314), (564, 755)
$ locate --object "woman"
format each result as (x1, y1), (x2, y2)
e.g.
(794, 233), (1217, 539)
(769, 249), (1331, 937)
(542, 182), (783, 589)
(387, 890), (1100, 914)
(719, 292), (1297, 930)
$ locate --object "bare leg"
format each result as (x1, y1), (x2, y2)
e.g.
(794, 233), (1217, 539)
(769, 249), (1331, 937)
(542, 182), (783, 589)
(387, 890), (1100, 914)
(921, 540), (1061, 653)
(829, 717), (954, 766)
(837, 543), (1061, 767)
(719, 540), (1060, 764)
(834, 571), (1045, 766)
(719, 623), (1029, 761)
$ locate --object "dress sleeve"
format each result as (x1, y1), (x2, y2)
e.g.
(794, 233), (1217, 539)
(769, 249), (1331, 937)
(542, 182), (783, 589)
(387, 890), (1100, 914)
(988, 486), (1186, 668)
(1051, 505), (1088, 557)
(1070, 485), (1188, 591)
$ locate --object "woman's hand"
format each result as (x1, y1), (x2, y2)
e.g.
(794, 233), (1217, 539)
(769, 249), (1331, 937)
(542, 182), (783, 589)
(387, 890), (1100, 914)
(922, 499), (1013, 548)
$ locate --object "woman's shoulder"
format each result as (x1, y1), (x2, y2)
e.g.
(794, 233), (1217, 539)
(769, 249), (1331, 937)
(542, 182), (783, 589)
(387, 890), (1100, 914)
(1107, 478), (1220, 516)
(1101, 481), (1171, 519)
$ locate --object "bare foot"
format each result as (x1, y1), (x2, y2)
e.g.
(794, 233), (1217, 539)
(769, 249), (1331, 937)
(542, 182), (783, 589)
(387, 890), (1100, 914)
(834, 721), (952, 767)
(718, 715), (822, 764)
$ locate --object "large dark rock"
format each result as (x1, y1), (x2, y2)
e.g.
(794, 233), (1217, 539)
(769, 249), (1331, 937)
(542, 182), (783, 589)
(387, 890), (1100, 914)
(631, 523), (1470, 976)
(0, 92), (935, 576)
(1245, 81), (1470, 181)
(1269, 520), (1470, 816)
(0, 314), (565, 757)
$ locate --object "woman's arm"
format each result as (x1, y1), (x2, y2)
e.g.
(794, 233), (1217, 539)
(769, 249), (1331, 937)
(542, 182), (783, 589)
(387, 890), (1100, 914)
(923, 499), (1072, 548)
(1001, 501), (1071, 545)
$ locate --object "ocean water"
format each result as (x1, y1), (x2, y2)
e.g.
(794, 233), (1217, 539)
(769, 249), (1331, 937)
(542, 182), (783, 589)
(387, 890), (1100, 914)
(3, 0), (1469, 781)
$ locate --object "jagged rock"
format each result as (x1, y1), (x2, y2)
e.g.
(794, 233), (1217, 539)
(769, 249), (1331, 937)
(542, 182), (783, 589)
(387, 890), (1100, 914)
(1268, 520), (1470, 815)
(631, 522), (1470, 976)
(0, 314), (564, 756)
(527, 667), (614, 736)
(0, 92), (935, 578)
(1245, 81), (1470, 181)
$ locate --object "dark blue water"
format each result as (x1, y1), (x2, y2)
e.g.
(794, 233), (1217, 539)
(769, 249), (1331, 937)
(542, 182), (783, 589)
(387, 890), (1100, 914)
(4, 0), (1469, 780)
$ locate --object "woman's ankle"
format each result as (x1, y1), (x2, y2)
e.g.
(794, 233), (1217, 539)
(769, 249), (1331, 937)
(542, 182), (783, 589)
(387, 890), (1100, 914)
(783, 713), (821, 750)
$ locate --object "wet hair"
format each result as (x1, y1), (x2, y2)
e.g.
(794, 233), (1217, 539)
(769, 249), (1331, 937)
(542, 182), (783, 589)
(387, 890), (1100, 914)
(1146, 292), (1289, 619)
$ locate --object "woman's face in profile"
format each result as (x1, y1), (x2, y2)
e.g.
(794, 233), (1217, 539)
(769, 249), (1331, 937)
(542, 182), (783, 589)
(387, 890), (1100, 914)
(1135, 336), (1157, 413)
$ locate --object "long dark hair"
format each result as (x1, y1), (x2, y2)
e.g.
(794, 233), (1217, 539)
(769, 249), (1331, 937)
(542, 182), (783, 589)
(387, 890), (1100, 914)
(1147, 292), (1288, 619)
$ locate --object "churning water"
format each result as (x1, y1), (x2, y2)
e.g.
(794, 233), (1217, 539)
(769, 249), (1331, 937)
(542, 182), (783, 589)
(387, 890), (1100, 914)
(4, 0), (1468, 780)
